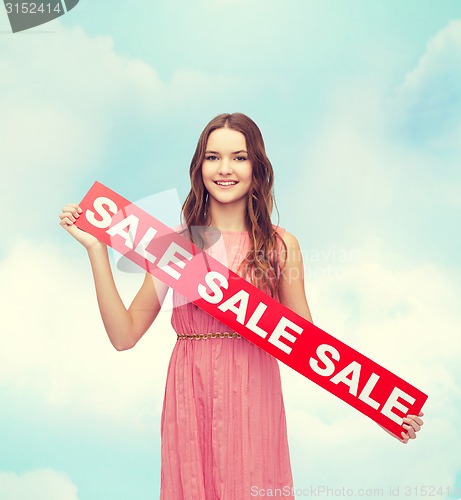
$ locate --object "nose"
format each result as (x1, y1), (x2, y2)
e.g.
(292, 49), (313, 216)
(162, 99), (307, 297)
(218, 158), (233, 175)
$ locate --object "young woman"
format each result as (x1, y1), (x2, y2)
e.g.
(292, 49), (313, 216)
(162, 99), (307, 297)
(59, 113), (423, 499)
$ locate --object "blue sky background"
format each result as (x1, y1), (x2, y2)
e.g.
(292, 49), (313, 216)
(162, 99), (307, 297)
(1, 1), (460, 499)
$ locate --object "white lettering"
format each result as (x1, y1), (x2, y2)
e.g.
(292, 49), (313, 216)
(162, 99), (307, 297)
(330, 361), (361, 396)
(309, 344), (340, 377)
(246, 303), (269, 338)
(381, 387), (416, 424)
(197, 271), (229, 304)
(86, 196), (117, 229)
(157, 241), (192, 280)
(134, 226), (158, 263)
(268, 317), (302, 355)
(358, 373), (381, 410)
(107, 214), (139, 249)
(217, 290), (249, 324)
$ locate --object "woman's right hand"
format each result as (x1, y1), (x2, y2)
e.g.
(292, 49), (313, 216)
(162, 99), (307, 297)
(59, 203), (102, 250)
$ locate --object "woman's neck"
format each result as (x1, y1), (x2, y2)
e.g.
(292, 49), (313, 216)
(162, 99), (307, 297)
(207, 198), (248, 232)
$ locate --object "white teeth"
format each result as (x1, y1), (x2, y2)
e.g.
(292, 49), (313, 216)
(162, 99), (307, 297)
(215, 181), (237, 186)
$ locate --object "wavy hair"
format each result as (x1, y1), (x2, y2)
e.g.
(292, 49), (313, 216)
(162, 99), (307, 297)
(181, 113), (286, 299)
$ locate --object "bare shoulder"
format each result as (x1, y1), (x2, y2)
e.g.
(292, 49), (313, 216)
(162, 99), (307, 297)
(281, 229), (300, 247)
(279, 229), (301, 269)
(277, 229), (313, 323)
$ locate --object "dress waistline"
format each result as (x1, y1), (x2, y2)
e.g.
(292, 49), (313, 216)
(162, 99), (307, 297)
(176, 331), (242, 340)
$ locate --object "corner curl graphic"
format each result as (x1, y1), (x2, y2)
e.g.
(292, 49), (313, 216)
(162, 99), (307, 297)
(4, 0), (79, 33)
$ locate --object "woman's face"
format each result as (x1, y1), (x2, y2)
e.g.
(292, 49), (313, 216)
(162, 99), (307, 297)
(202, 127), (253, 209)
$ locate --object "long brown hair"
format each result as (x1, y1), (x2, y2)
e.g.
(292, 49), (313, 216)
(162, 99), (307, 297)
(181, 113), (287, 299)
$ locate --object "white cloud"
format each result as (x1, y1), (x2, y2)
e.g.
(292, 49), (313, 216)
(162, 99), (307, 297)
(0, 237), (177, 418)
(281, 242), (460, 495)
(399, 19), (461, 94)
(281, 20), (461, 496)
(0, 469), (78, 500)
(0, 20), (258, 250)
(5, 213), (457, 497)
(1, 12), (460, 498)
(291, 19), (461, 262)
(391, 19), (461, 151)
(7, 236), (459, 497)
(293, 90), (401, 247)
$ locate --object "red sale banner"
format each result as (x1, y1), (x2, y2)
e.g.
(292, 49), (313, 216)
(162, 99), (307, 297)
(75, 181), (428, 440)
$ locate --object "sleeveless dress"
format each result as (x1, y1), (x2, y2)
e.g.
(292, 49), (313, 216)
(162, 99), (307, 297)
(159, 226), (294, 500)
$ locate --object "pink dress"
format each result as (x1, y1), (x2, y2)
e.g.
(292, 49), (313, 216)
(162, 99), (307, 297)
(160, 227), (294, 500)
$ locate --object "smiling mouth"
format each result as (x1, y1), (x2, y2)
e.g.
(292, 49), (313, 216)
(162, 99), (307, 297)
(214, 180), (239, 186)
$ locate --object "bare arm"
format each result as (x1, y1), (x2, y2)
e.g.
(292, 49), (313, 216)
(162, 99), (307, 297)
(278, 230), (313, 324)
(60, 203), (169, 351)
(87, 244), (169, 350)
(277, 229), (425, 443)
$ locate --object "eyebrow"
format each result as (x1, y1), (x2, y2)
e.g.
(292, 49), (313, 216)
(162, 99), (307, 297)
(205, 150), (248, 154)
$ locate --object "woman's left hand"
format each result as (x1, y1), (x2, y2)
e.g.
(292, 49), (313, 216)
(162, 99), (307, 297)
(401, 411), (424, 443)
